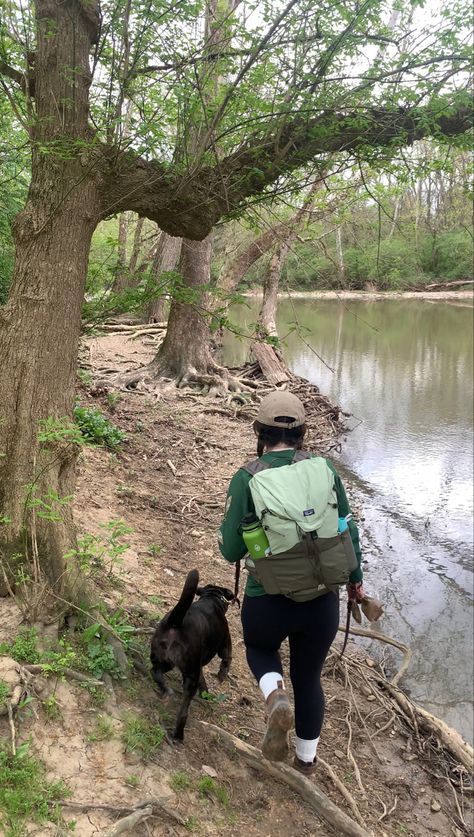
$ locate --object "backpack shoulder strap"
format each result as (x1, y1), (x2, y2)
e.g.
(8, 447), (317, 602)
(241, 459), (270, 476)
(242, 449), (313, 475)
(292, 449), (314, 463)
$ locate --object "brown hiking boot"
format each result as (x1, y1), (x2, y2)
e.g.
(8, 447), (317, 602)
(261, 681), (293, 762)
(293, 755), (317, 776)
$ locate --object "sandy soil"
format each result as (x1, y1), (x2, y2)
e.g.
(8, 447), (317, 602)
(0, 332), (472, 837)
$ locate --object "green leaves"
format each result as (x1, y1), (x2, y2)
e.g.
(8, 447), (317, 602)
(73, 405), (127, 449)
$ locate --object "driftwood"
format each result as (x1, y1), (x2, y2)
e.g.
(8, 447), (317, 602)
(375, 678), (474, 773)
(424, 279), (473, 290)
(99, 322), (167, 332)
(201, 721), (371, 837)
(338, 624), (412, 687)
(251, 341), (289, 385)
(103, 805), (153, 836)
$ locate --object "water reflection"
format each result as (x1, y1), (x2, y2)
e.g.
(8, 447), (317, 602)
(222, 298), (474, 742)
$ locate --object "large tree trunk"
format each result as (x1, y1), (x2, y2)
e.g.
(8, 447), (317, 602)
(0, 0), (100, 599)
(144, 231), (182, 323)
(151, 236), (215, 383)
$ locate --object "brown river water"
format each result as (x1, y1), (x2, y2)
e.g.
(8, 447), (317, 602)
(222, 296), (474, 743)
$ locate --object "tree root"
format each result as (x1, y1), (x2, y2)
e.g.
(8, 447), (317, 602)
(60, 797), (185, 828)
(200, 721), (371, 837)
(22, 663), (106, 687)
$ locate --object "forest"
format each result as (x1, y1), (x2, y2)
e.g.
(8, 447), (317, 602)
(0, 0), (473, 834)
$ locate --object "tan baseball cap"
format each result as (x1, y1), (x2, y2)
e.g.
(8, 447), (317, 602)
(256, 391), (306, 428)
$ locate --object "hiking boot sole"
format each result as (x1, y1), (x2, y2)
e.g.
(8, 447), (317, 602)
(261, 700), (294, 762)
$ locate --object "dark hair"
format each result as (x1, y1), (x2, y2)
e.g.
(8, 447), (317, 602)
(253, 420), (306, 457)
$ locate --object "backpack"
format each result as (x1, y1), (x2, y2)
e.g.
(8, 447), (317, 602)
(242, 451), (358, 602)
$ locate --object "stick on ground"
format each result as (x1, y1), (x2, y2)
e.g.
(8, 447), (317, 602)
(200, 721), (371, 837)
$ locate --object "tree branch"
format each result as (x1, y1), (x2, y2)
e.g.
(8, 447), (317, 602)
(100, 100), (472, 240)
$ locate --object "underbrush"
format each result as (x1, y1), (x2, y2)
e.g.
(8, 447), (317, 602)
(0, 744), (71, 837)
(74, 404), (126, 448)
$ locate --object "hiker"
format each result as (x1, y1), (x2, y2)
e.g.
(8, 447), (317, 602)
(218, 390), (382, 775)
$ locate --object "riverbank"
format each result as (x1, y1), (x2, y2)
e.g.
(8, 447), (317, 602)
(245, 289), (474, 301)
(0, 331), (472, 837)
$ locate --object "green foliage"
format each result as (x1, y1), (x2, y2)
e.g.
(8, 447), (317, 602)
(87, 714), (115, 742)
(0, 628), (41, 664)
(170, 771), (192, 792)
(121, 714), (165, 758)
(197, 776), (229, 806)
(66, 519), (133, 578)
(0, 680), (10, 707)
(73, 405), (126, 448)
(422, 230), (473, 280)
(0, 744), (70, 837)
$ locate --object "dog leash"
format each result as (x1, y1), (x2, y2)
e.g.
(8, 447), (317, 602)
(233, 559), (241, 608)
(339, 600), (352, 659)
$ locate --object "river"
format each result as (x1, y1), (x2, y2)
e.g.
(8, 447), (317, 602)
(222, 296), (474, 743)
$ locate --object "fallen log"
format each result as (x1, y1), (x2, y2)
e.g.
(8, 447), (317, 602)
(200, 721), (371, 837)
(251, 341), (289, 385)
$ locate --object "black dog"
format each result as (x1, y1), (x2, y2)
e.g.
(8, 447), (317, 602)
(150, 569), (234, 741)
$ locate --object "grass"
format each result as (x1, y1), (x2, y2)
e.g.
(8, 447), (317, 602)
(197, 776), (229, 806)
(169, 771), (192, 792)
(87, 714), (115, 742)
(125, 774), (140, 788)
(121, 714), (165, 758)
(0, 680), (10, 708)
(0, 744), (70, 837)
(0, 627), (40, 664)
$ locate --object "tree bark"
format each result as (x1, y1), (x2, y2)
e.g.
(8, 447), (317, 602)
(0, 0), (100, 599)
(151, 235), (216, 382)
(112, 211), (130, 292)
(127, 217), (145, 281)
(144, 231), (182, 323)
(335, 225), (346, 287)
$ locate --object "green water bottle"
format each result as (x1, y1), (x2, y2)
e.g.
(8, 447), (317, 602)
(241, 514), (270, 560)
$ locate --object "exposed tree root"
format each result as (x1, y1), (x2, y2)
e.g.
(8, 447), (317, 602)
(200, 721), (372, 837)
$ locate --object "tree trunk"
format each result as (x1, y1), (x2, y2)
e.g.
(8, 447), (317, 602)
(144, 231), (182, 323)
(335, 225), (346, 287)
(128, 216), (145, 281)
(0, 0), (101, 599)
(112, 212), (130, 292)
(258, 239), (291, 338)
(151, 235), (215, 383)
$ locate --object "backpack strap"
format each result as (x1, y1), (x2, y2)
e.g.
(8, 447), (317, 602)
(242, 459), (271, 476)
(242, 449), (314, 475)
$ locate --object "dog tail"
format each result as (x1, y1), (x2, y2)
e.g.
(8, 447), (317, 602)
(166, 569), (199, 628)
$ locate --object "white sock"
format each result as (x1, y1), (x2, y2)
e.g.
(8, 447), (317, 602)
(259, 672), (284, 700)
(295, 735), (319, 763)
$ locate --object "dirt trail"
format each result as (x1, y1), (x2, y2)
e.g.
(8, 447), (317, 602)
(0, 332), (472, 837)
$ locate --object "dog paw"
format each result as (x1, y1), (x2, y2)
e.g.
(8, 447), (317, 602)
(157, 686), (174, 703)
(217, 668), (229, 683)
(171, 733), (184, 745)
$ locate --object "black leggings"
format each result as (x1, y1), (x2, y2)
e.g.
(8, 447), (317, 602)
(241, 591), (339, 740)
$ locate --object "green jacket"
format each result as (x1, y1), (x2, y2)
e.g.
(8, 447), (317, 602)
(218, 449), (363, 597)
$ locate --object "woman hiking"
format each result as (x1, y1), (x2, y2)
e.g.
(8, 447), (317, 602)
(218, 390), (382, 774)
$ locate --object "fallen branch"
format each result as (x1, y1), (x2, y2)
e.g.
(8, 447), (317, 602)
(103, 805), (153, 836)
(200, 721), (371, 837)
(318, 756), (366, 827)
(7, 701), (16, 756)
(374, 677), (474, 773)
(60, 796), (184, 826)
(338, 624), (411, 686)
(22, 664), (105, 687)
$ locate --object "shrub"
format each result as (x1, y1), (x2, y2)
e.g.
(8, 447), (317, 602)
(74, 405), (126, 448)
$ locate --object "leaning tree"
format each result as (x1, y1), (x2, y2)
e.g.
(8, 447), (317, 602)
(0, 0), (471, 596)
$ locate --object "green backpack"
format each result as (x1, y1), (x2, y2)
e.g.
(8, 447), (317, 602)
(242, 451), (358, 602)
